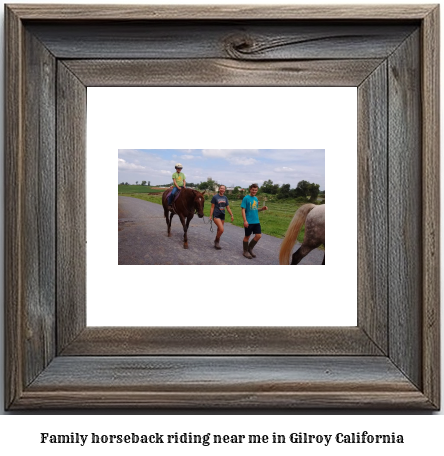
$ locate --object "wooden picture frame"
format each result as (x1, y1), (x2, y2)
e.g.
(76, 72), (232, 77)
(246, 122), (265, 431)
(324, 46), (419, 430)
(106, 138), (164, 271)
(5, 4), (440, 409)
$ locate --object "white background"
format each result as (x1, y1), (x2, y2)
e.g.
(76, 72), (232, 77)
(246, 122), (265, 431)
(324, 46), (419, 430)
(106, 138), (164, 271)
(0, 0), (442, 450)
(87, 87), (357, 326)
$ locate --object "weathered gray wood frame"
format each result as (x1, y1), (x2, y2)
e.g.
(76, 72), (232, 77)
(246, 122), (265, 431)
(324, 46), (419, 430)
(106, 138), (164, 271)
(5, 4), (440, 409)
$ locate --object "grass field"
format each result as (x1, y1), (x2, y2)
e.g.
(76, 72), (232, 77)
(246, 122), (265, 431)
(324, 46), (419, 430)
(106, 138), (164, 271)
(118, 185), (167, 194)
(118, 191), (316, 242)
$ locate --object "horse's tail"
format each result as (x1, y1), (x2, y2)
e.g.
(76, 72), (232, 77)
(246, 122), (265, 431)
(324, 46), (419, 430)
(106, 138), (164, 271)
(279, 203), (316, 265)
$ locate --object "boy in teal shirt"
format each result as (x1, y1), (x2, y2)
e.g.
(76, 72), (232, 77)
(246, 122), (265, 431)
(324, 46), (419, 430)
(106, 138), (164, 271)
(241, 183), (268, 259)
(167, 163), (186, 208)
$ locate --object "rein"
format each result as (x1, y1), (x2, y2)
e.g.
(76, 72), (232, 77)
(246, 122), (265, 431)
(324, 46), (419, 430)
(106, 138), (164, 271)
(202, 216), (214, 232)
(189, 190), (212, 231)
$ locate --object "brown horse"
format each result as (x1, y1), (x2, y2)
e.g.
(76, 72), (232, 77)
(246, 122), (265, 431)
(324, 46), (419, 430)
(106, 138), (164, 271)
(162, 188), (206, 249)
(279, 203), (325, 265)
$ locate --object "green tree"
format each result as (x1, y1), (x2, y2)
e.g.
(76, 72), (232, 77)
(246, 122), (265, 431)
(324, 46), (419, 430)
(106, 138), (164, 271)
(308, 183), (320, 202)
(198, 181), (210, 191)
(295, 180), (311, 198)
(278, 183), (291, 199)
(294, 180), (321, 201)
(261, 179), (274, 193)
(141, 180), (147, 186)
(148, 181), (151, 186)
(198, 179), (217, 191)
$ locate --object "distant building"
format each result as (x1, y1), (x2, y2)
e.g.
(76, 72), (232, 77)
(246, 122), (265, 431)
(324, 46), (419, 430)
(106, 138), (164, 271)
(212, 186), (245, 194)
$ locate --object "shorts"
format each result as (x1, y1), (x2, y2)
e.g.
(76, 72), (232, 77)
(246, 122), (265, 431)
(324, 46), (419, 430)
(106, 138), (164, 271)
(214, 213), (225, 221)
(244, 223), (261, 236)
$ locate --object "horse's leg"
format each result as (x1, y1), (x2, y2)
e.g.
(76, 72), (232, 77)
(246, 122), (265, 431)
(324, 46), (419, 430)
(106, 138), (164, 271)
(291, 244), (312, 265)
(178, 214), (188, 248)
(167, 213), (174, 237)
(322, 242), (325, 265)
(292, 241), (324, 265)
(184, 215), (195, 248)
(163, 202), (170, 232)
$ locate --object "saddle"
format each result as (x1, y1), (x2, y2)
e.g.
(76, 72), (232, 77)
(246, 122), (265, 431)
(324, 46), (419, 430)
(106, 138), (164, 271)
(166, 187), (182, 211)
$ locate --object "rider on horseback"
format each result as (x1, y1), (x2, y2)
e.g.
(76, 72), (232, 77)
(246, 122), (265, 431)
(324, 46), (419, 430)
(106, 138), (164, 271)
(167, 163), (186, 211)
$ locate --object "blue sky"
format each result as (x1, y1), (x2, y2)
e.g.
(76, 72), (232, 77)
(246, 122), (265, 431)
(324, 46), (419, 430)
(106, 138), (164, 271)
(118, 149), (325, 190)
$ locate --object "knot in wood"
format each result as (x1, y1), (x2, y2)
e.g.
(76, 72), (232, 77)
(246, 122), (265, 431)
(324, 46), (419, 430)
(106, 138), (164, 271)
(224, 34), (255, 59)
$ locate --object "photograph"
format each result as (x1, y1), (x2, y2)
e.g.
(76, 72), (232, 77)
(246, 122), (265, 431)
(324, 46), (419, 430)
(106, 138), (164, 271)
(87, 86), (356, 328)
(118, 149), (325, 265)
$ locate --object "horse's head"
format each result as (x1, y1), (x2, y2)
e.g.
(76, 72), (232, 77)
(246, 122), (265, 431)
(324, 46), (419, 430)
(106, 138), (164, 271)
(193, 190), (205, 218)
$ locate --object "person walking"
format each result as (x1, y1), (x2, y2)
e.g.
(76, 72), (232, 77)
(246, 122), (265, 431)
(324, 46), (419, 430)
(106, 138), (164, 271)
(209, 185), (234, 249)
(241, 183), (268, 259)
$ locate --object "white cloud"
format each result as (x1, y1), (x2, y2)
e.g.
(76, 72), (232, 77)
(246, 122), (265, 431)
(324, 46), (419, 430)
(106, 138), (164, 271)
(264, 149), (324, 162)
(118, 149), (324, 189)
(118, 158), (145, 171)
(229, 157), (258, 166)
(202, 149), (259, 159)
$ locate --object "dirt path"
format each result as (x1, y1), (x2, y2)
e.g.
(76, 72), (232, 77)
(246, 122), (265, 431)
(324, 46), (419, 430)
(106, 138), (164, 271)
(118, 196), (324, 265)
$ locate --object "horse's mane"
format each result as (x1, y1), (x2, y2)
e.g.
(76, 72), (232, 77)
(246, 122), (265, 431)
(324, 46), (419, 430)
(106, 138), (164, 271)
(183, 188), (205, 198)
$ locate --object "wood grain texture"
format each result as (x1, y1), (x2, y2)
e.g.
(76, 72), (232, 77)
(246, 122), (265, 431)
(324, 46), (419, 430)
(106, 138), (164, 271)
(26, 22), (416, 60)
(5, 9), (58, 409)
(21, 28), (57, 387)
(64, 59), (384, 87)
(388, 31), (422, 389)
(421, 5), (440, 409)
(4, 4), (24, 410)
(7, 4), (435, 20)
(4, 4), (440, 410)
(56, 62), (87, 353)
(61, 327), (383, 356)
(14, 356), (432, 409)
(357, 62), (388, 354)
(29, 356), (418, 390)
(16, 390), (433, 410)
